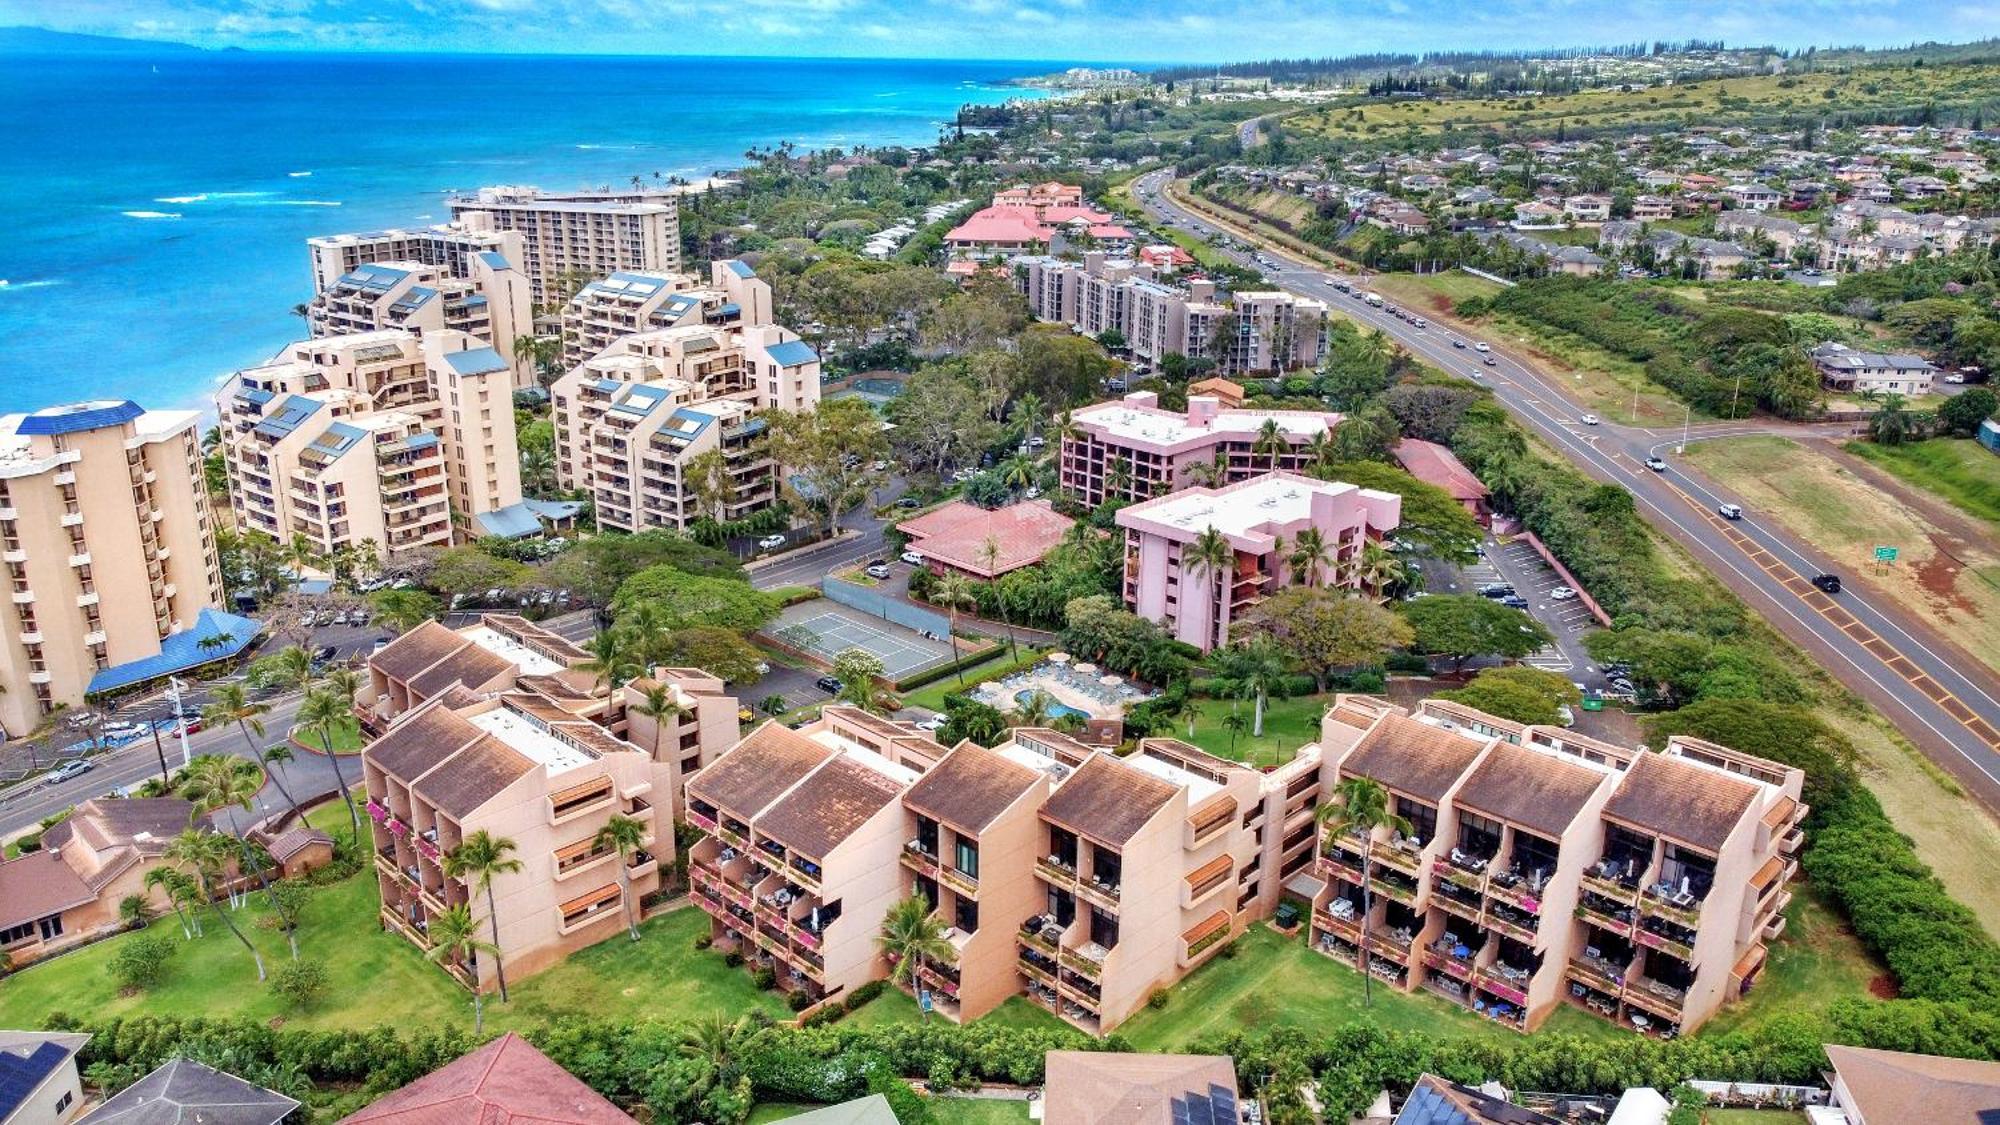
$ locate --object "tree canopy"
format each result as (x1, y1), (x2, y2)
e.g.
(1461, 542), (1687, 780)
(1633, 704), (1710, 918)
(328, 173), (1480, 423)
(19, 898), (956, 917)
(611, 566), (780, 634)
(1400, 594), (1551, 671)
(1434, 666), (1580, 725)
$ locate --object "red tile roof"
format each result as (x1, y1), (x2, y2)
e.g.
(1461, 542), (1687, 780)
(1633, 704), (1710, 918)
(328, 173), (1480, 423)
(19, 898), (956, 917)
(901, 499), (1074, 578)
(1393, 439), (1489, 503)
(339, 1033), (636, 1124)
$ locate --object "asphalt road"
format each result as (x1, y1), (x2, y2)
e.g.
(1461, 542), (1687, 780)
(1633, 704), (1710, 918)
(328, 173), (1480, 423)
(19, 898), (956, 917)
(0, 690), (366, 838)
(1135, 168), (2000, 807)
(747, 478), (907, 592)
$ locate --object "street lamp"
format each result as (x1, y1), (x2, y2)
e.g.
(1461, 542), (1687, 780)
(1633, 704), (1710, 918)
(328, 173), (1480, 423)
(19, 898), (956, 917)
(164, 677), (194, 769)
(1677, 403), (1691, 455)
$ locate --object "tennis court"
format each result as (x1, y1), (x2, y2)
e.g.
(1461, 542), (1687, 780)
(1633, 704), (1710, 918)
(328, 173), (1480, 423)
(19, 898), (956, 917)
(764, 602), (955, 680)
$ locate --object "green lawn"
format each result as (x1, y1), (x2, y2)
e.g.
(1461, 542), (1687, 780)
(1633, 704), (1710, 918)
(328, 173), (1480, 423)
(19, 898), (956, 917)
(751, 1098), (1030, 1123)
(1181, 695), (1328, 768)
(1705, 1111), (1808, 1124)
(1701, 887), (1885, 1037)
(1845, 438), (2000, 528)
(900, 647), (1046, 715)
(291, 715), (364, 753)
(1113, 924), (1620, 1052)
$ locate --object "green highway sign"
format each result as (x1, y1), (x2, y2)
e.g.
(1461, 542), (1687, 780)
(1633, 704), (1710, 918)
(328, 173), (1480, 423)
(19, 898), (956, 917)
(1874, 546), (1899, 563)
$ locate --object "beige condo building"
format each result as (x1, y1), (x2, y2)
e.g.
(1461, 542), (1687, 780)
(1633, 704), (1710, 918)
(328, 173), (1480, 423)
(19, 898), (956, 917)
(687, 714), (1324, 1031)
(0, 401), (225, 736)
(306, 253), (533, 389)
(361, 615), (741, 989)
(308, 223), (525, 296)
(217, 329), (528, 555)
(1308, 695), (1806, 1036)
(446, 186), (682, 308)
(550, 260), (821, 534)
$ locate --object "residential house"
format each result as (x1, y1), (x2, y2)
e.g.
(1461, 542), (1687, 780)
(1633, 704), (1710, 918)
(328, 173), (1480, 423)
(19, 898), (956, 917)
(1394, 438), (1491, 527)
(1722, 184), (1780, 211)
(0, 1032), (89, 1125)
(897, 499), (1074, 581)
(1041, 1051), (1240, 1124)
(1809, 344), (1937, 395)
(0, 798), (213, 968)
(1823, 1044), (2000, 1124)
(1629, 195), (1675, 221)
(1563, 195), (1612, 223)
(80, 1059), (297, 1125)
(339, 1032), (636, 1124)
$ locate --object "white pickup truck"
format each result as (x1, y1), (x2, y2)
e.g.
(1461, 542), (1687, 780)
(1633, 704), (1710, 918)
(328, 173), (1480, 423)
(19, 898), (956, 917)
(1363, 292), (1384, 307)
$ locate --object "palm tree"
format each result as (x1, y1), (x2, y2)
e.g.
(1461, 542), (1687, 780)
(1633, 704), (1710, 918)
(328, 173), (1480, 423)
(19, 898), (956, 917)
(580, 629), (635, 699)
(165, 827), (265, 981)
(1302, 429), (1339, 471)
(298, 687), (361, 837)
(1253, 417), (1289, 472)
(931, 574), (978, 684)
(1184, 526), (1235, 649)
(1000, 454), (1036, 492)
(425, 904), (500, 1032)
(976, 537), (1017, 658)
(678, 1013), (751, 1072)
(443, 831), (523, 1002)
(1287, 528), (1334, 589)
(1220, 711), (1249, 755)
(1164, 692), (1203, 740)
(1012, 391), (1045, 445)
(1353, 542), (1407, 594)
(179, 755), (263, 823)
(876, 895), (954, 988)
(370, 589), (434, 634)
(1315, 776), (1411, 1006)
(202, 682), (268, 769)
(1104, 454), (1133, 501)
(1014, 689), (1056, 728)
(594, 815), (650, 942)
(145, 866), (197, 939)
(261, 744), (304, 821)
(628, 682), (689, 758)
(269, 644), (316, 696)
(1234, 638), (1291, 738)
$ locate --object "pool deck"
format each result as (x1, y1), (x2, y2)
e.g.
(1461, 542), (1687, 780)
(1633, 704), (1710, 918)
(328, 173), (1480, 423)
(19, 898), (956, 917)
(973, 664), (1153, 720)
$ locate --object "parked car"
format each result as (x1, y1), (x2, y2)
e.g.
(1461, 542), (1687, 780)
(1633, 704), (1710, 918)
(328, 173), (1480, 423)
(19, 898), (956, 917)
(1499, 595), (1531, 609)
(896, 497), (921, 509)
(1478, 583), (1515, 598)
(1717, 503), (1743, 520)
(756, 534), (788, 550)
(814, 676), (843, 694)
(1644, 456), (1668, 472)
(900, 550), (924, 565)
(864, 562), (892, 580)
(1550, 586), (1577, 601)
(44, 760), (93, 784)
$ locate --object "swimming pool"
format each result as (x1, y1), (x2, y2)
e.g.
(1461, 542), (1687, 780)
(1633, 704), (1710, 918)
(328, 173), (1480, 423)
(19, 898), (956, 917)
(1016, 689), (1090, 721)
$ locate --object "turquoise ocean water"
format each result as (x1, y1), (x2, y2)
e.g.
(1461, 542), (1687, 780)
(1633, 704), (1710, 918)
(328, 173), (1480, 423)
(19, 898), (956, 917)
(0, 51), (1047, 413)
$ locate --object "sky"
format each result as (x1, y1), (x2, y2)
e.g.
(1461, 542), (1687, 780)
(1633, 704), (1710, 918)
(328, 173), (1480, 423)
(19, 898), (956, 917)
(4, 0), (1995, 63)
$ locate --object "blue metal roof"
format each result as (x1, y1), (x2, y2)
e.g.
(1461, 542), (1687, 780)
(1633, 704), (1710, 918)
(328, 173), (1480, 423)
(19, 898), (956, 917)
(441, 346), (508, 376)
(475, 250), (513, 270)
(724, 259), (756, 278)
(611, 384), (672, 417)
(17, 401), (144, 436)
(252, 396), (323, 441)
(764, 339), (819, 367)
(305, 422), (368, 462)
(473, 499), (581, 539)
(0, 1040), (77, 1119)
(714, 302), (741, 317)
(87, 608), (265, 696)
(234, 386), (276, 406)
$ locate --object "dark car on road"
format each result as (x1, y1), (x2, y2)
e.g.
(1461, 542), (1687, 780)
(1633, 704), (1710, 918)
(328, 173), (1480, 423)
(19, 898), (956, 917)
(1812, 574), (1842, 595)
(815, 676), (843, 694)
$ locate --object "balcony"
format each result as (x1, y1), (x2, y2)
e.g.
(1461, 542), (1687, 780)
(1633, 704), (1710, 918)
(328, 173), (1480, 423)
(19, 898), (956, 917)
(557, 884), (624, 935)
(1073, 875), (1121, 912)
(1365, 928), (1414, 963)
(1473, 968), (1532, 1008)
(1181, 911), (1231, 967)
(1058, 944), (1107, 980)
(1567, 954), (1627, 995)
(1483, 905), (1538, 944)
(1422, 941), (1475, 981)
(548, 779), (615, 824)
(1640, 887), (1705, 929)
(901, 841), (939, 879)
(1184, 855), (1233, 908)
(1036, 856), (1078, 888)
(1317, 850), (1364, 886)
(938, 865), (978, 898)
(1583, 859), (1645, 902)
(1369, 872), (1418, 907)
(1372, 838), (1425, 877)
(1622, 977), (1687, 1019)
(1018, 915), (1063, 956)
(1314, 905), (1361, 942)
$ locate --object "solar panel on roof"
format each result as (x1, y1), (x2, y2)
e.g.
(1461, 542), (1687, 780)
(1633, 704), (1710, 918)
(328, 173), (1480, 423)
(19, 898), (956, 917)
(0, 1041), (72, 1116)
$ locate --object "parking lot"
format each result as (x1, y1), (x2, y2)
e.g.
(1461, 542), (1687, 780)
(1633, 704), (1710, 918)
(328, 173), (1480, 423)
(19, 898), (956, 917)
(1418, 533), (1609, 689)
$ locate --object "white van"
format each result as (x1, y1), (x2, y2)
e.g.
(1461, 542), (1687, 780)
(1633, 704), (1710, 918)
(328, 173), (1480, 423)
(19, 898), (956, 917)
(1364, 292), (1384, 307)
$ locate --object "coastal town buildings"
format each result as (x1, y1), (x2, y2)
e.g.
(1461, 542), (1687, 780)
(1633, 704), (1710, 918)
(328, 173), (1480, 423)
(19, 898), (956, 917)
(1016, 253), (1327, 375)
(307, 223), (525, 299)
(304, 255), (534, 389)
(360, 615), (741, 990)
(1308, 694), (1807, 1036)
(548, 261), (820, 534)
(1058, 391), (1345, 508)
(0, 401), (229, 737)
(1115, 471), (1403, 651)
(897, 499), (1075, 579)
(0, 1030), (89, 1125)
(445, 186), (683, 308)
(216, 329), (541, 556)
(946, 184), (1132, 259)
(687, 712), (1325, 1033)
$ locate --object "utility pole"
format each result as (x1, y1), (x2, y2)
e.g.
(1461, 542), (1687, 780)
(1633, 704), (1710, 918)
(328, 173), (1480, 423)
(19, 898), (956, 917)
(149, 722), (171, 788)
(1678, 403), (1691, 455)
(165, 677), (194, 769)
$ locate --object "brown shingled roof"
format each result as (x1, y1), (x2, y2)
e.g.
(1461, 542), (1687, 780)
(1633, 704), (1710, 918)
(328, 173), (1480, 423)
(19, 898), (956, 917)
(44, 797), (199, 855)
(902, 743), (1040, 837)
(365, 703), (486, 782)
(405, 641), (515, 700)
(1040, 753), (1177, 848)
(1340, 713), (1488, 802)
(410, 738), (536, 819)
(370, 620), (469, 683)
(1824, 1044), (2000, 1125)
(0, 850), (94, 929)
(1601, 751), (1758, 853)
(340, 1032), (635, 1124)
(1452, 741), (1609, 840)
(755, 757), (905, 859)
(1042, 1051), (1239, 1125)
(686, 721), (834, 820)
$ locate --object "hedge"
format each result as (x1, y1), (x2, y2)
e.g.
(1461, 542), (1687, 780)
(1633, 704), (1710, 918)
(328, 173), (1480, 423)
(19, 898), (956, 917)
(890, 642), (1032, 694)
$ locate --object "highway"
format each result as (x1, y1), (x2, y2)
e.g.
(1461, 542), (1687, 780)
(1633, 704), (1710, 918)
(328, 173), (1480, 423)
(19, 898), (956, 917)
(1133, 168), (2000, 807)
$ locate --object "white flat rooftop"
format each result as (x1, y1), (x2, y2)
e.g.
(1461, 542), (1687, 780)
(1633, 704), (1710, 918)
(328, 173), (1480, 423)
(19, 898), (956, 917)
(466, 706), (594, 771)
(460, 624), (566, 677)
(1128, 474), (1350, 536)
(1078, 402), (1336, 447)
(1120, 748), (1222, 803)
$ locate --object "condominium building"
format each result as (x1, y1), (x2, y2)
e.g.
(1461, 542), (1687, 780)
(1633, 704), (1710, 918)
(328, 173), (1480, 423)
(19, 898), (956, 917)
(946, 186), (1131, 260)
(687, 716), (1325, 1032)
(1016, 254), (1326, 374)
(446, 186), (683, 308)
(1307, 695), (1807, 1036)
(1809, 343), (1938, 396)
(361, 616), (742, 989)
(305, 254), (533, 389)
(216, 330), (526, 555)
(550, 262), (819, 534)
(0, 401), (228, 735)
(1059, 392), (1344, 509)
(308, 222), (525, 295)
(1115, 471), (1403, 651)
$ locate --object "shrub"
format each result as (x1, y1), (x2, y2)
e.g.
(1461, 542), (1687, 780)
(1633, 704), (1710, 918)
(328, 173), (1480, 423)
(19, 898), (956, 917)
(845, 980), (887, 1011)
(693, 934), (714, 951)
(787, 990), (813, 1013)
(751, 965), (778, 991)
(109, 935), (177, 993)
(269, 958), (330, 1010)
(1148, 989), (1170, 1010)
(723, 950), (744, 968)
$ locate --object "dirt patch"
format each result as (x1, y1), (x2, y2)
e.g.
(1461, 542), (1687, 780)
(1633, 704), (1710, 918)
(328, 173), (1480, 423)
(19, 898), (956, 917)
(1423, 292), (1454, 315)
(1867, 974), (1899, 1000)
(1913, 531), (1980, 617)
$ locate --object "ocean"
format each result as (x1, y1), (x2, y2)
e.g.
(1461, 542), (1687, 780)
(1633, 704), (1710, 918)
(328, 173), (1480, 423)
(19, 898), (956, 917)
(0, 51), (1049, 415)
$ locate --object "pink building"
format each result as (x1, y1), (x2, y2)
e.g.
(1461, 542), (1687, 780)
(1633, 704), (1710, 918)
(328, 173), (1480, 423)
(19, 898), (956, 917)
(945, 185), (1131, 260)
(1059, 392), (1344, 509)
(1115, 471), (1401, 651)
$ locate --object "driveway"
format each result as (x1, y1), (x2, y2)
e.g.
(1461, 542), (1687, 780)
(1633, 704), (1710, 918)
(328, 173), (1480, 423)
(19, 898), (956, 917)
(1415, 533), (1604, 689)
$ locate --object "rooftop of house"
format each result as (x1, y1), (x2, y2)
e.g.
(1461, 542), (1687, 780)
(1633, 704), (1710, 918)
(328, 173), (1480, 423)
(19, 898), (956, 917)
(1393, 438), (1489, 503)
(1450, 740), (1616, 842)
(0, 1031), (90, 1122)
(337, 1031), (636, 1124)
(1340, 712), (1490, 803)
(0, 850), (95, 931)
(755, 754), (908, 860)
(1824, 1044), (2000, 1125)
(687, 721), (837, 819)
(899, 499), (1075, 577)
(85, 1058), (299, 1125)
(1040, 752), (1179, 848)
(1073, 393), (1340, 450)
(1042, 1050), (1240, 1125)
(43, 797), (202, 858)
(1392, 1074), (1560, 1124)
(1115, 470), (1380, 546)
(902, 741), (1043, 837)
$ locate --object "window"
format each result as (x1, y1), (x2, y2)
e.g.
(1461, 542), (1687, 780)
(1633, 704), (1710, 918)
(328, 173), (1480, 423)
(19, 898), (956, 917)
(954, 896), (978, 934)
(954, 838), (979, 880)
(55, 1092), (72, 1114)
